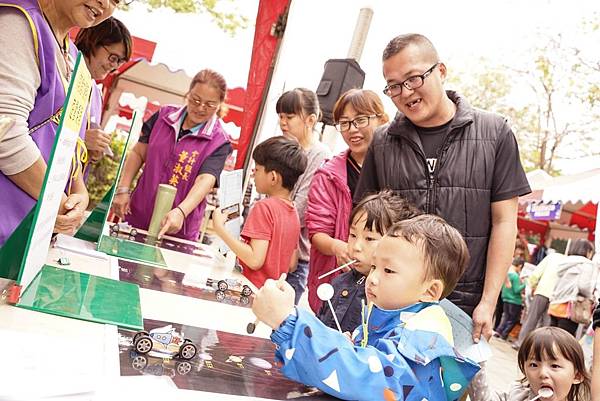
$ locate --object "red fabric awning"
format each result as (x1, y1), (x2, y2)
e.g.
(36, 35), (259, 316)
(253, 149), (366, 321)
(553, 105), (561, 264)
(570, 202), (597, 240)
(235, 0), (291, 169)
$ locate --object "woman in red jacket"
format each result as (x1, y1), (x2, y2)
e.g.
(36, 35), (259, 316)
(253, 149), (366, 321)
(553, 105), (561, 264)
(305, 89), (388, 312)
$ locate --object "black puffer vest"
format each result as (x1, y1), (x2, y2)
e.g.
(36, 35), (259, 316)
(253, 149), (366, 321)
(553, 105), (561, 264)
(370, 91), (513, 314)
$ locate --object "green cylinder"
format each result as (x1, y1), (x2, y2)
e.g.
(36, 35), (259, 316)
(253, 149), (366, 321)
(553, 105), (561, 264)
(147, 184), (177, 237)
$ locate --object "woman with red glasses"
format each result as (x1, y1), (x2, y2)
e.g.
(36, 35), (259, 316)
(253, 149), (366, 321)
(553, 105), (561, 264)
(305, 89), (388, 312)
(74, 16), (131, 168)
(111, 69), (232, 241)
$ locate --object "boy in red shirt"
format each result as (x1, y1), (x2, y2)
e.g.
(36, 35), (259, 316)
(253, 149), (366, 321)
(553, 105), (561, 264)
(212, 136), (308, 288)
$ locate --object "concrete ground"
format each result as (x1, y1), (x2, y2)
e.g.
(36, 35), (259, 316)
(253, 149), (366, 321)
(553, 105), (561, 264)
(486, 336), (521, 391)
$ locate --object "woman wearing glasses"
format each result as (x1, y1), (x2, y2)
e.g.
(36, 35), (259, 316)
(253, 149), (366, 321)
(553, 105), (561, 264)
(0, 0), (118, 246)
(305, 89), (388, 312)
(112, 69), (232, 241)
(74, 17), (131, 167)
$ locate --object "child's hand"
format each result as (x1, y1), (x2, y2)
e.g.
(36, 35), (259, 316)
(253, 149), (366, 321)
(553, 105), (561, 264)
(211, 207), (227, 232)
(332, 239), (353, 267)
(252, 274), (295, 329)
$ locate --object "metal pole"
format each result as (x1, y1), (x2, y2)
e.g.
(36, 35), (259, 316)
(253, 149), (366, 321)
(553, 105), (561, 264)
(347, 8), (374, 62)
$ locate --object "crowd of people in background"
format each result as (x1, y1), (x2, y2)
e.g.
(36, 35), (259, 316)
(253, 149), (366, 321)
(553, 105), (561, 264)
(2, 3), (600, 399)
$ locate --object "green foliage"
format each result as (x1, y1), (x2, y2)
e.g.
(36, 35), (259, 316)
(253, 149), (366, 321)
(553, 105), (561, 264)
(448, 19), (600, 175)
(137, 0), (249, 35)
(86, 135), (127, 210)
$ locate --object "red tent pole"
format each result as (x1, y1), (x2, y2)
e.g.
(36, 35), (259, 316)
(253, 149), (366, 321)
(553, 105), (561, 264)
(234, 0), (291, 172)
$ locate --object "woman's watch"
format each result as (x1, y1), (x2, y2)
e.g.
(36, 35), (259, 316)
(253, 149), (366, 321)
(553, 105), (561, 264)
(115, 187), (131, 195)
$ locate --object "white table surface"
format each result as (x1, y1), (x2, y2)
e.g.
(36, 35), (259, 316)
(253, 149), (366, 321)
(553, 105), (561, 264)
(0, 235), (285, 401)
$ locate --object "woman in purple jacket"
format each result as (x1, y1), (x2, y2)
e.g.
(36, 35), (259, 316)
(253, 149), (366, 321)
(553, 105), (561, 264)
(0, 0), (117, 246)
(305, 89), (388, 312)
(111, 69), (232, 241)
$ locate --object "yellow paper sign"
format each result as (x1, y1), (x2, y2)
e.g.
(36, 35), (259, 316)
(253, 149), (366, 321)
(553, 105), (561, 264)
(63, 61), (92, 133)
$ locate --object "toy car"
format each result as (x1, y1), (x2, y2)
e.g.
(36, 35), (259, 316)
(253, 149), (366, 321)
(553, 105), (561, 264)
(110, 223), (138, 238)
(207, 278), (252, 296)
(206, 278), (252, 304)
(132, 325), (197, 360)
(130, 352), (193, 377)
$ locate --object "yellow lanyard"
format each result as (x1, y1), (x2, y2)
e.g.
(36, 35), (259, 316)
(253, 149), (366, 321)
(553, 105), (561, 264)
(360, 300), (373, 348)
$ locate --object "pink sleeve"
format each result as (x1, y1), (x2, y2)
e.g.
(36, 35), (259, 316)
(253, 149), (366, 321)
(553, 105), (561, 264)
(241, 200), (273, 241)
(305, 171), (337, 239)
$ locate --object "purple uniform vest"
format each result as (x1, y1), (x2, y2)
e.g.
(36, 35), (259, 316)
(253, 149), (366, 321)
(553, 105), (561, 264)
(127, 105), (230, 240)
(0, 0), (88, 245)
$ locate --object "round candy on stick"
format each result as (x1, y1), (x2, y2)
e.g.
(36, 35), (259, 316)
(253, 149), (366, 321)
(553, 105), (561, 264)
(530, 388), (553, 401)
(317, 283), (343, 333)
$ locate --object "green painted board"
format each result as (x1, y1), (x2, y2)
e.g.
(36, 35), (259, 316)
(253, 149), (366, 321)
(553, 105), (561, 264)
(74, 188), (113, 242)
(17, 265), (143, 330)
(98, 235), (166, 267)
(75, 113), (136, 243)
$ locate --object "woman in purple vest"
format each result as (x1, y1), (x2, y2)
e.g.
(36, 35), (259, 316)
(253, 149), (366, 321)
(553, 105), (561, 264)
(75, 16), (132, 169)
(112, 69), (233, 241)
(0, 0), (117, 246)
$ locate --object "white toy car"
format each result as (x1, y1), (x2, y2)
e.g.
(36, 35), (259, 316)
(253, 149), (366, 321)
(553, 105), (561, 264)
(132, 325), (197, 360)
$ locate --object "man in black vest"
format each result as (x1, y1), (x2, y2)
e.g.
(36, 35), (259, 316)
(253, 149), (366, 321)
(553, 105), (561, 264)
(355, 33), (531, 343)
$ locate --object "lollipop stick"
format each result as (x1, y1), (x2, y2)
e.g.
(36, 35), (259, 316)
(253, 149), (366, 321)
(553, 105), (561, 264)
(327, 299), (343, 333)
(318, 259), (357, 280)
(246, 274), (287, 334)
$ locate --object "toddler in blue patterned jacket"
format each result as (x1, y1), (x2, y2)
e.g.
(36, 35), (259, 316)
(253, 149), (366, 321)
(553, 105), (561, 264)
(252, 214), (481, 401)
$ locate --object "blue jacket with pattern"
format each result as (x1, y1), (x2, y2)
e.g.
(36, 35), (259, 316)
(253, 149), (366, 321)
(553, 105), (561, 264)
(271, 302), (480, 401)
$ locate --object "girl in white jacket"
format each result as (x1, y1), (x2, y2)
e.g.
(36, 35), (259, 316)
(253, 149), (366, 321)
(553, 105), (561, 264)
(469, 327), (590, 401)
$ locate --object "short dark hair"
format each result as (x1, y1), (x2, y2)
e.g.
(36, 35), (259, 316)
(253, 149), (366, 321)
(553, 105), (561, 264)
(569, 239), (595, 258)
(519, 327), (590, 401)
(275, 88), (322, 122)
(386, 214), (469, 299)
(350, 190), (422, 236)
(75, 17), (132, 61)
(382, 33), (438, 62)
(252, 136), (307, 191)
(512, 257), (525, 268)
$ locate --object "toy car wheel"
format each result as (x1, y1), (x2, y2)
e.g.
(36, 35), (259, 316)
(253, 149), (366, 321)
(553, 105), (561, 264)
(215, 290), (226, 301)
(240, 296), (250, 305)
(217, 280), (228, 291)
(130, 228), (138, 236)
(179, 343), (197, 360)
(110, 224), (119, 233)
(110, 230), (118, 237)
(134, 335), (153, 354)
(241, 285), (252, 297)
(131, 355), (148, 370)
(176, 361), (192, 375)
(133, 331), (149, 344)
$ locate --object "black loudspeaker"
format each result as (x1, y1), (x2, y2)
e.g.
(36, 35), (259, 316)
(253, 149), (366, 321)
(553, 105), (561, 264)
(316, 58), (366, 125)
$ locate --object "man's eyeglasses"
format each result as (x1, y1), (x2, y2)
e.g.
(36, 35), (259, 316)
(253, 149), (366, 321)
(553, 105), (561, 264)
(334, 115), (379, 132)
(382, 63), (439, 97)
(187, 96), (219, 109)
(102, 46), (127, 66)
(111, 0), (135, 6)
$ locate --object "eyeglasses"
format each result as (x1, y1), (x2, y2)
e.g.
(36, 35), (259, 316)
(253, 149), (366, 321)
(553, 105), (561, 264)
(382, 63), (439, 97)
(187, 95), (219, 109)
(111, 0), (135, 6)
(334, 115), (379, 132)
(102, 46), (127, 66)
